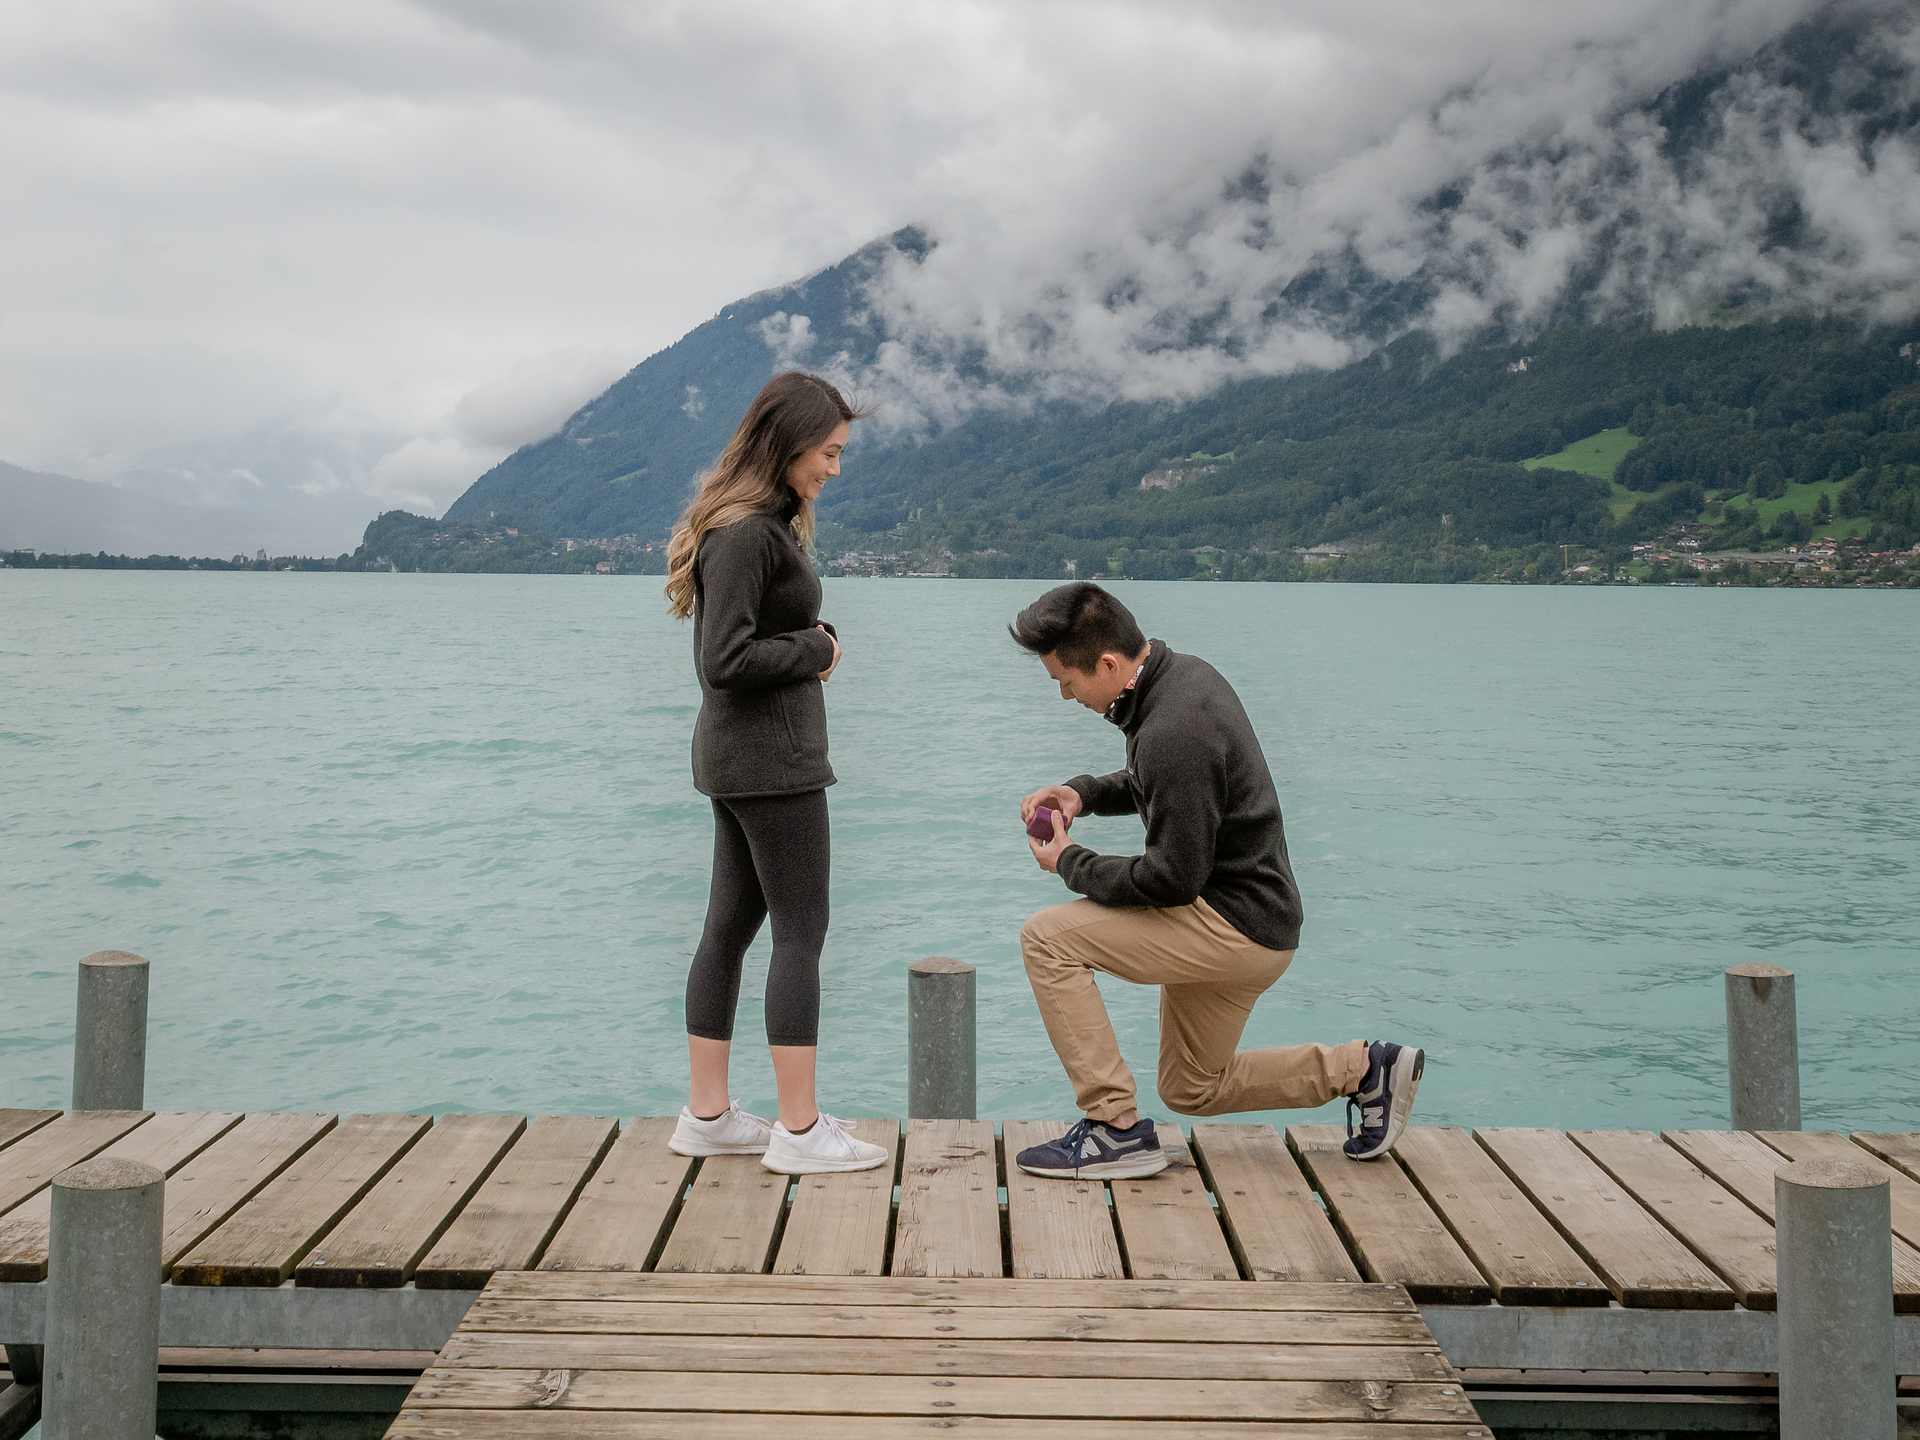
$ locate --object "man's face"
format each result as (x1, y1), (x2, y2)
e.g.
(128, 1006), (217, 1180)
(1041, 650), (1134, 714)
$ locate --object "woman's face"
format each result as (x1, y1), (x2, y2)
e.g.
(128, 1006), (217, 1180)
(785, 420), (850, 504)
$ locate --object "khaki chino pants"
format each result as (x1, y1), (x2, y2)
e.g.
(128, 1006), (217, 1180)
(1020, 896), (1369, 1126)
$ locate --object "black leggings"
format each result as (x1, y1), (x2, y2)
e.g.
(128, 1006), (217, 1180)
(686, 788), (829, 1048)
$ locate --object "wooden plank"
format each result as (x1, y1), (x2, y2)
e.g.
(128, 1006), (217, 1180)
(653, 1148), (789, 1277)
(1002, 1120), (1123, 1279)
(1391, 1127), (1608, 1306)
(406, 1367), (1477, 1423)
(440, 1330), (1456, 1380)
(538, 1117), (693, 1272)
(0, 1110), (241, 1281)
(1476, 1128), (1734, 1308)
(484, 1271), (1415, 1311)
(173, 1113), (429, 1285)
(1192, 1123), (1362, 1282)
(1851, 1132), (1920, 1184)
(890, 1119), (1001, 1278)
(296, 1114), (526, 1288)
(0, 1109), (150, 1215)
(1666, 1128), (1920, 1313)
(1760, 1130), (1920, 1250)
(389, 1416), (1497, 1440)
(1287, 1125), (1490, 1303)
(1108, 1127), (1237, 1280)
(414, 1114), (616, 1289)
(772, 1118), (898, 1276)
(1569, 1130), (1779, 1308)
(458, 1297), (1433, 1345)
(0, 1111), (59, 1155)
(158, 1112), (337, 1268)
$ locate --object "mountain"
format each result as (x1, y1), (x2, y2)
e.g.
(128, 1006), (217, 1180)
(444, 8), (1920, 578)
(0, 461), (275, 557)
(447, 232), (920, 540)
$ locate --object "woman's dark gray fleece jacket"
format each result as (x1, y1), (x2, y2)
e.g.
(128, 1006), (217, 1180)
(690, 503), (837, 798)
(1061, 639), (1304, 951)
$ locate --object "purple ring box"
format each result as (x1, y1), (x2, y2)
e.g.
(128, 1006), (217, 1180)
(1026, 805), (1067, 841)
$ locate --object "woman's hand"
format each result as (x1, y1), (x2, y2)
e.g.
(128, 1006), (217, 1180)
(817, 624), (843, 682)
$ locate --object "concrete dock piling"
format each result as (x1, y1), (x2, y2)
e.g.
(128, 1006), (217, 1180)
(907, 957), (977, 1120)
(1775, 1157), (1896, 1438)
(41, 1156), (164, 1440)
(1724, 962), (1800, 1131)
(71, 950), (149, 1112)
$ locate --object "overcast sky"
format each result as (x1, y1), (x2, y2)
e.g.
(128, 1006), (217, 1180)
(4, 0), (1913, 540)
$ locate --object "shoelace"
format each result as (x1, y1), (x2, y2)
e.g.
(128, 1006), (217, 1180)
(729, 1099), (772, 1132)
(812, 1112), (856, 1152)
(1058, 1117), (1096, 1175)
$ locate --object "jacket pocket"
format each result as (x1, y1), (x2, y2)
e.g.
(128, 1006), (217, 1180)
(772, 686), (801, 756)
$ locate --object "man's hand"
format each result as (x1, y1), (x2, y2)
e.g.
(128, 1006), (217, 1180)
(1027, 806), (1074, 873)
(1019, 783), (1084, 826)
(816, 624), (843, 682)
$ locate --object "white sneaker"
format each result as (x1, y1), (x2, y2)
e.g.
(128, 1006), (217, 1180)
(668, 1100), (773, 1157)
(761, 1112), (889, 1175)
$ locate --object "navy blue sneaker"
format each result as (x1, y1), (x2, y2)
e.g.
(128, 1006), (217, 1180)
(1343, 1041), (1424, 1161)
(1016, 1117), (1170, 1180)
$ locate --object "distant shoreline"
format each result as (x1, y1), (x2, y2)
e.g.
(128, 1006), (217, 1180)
(6, 549), (1917, 589)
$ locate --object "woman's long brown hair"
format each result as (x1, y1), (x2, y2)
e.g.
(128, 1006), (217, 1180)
(664, 371), (861, 619)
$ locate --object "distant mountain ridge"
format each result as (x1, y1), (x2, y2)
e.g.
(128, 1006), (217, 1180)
(0, 461), (268, 557)
(436, 8), (1920, 576)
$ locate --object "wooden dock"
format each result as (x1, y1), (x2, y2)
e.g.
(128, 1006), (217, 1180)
(2, 1108), (1917, 1433)
(392, 1274), (1486, 1437)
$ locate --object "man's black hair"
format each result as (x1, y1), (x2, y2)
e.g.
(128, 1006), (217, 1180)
(1008, 583), (1147, 672)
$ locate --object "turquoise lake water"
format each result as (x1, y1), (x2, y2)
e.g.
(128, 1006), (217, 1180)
(2, 571), (1915, 1132)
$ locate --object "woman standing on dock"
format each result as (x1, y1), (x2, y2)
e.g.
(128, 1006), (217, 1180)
(661, 372), (887, 1176)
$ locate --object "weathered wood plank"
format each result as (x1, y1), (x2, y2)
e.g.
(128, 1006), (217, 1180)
(0, 1111), (59, 1155)
(1002, 1120), (1123, 1279)
(772, 1118), (898, 1276)
(537, 1117), (692, 1273)
(1287, 1125), (1490, 1303)
(889, 1119), (1001, 1278)
(457, 1297), (1433, 1345)
(388, 1415), (1497, 1440)
(0, 1110), (240, 1282)
(1569, 1130), (1779, 1309)
(1761, 1130), (1920, 1250)
(1108, 1127), (1237, 1280)
(1391, 1126), (1608, 1306)
(404, 1367), (1478, 1423)
(414, 1114), (616, 1289)
(296, 1114), (525, 1288)
(439, 1331), (1456, 1380)
(0, 1110), (150, 1215)
(1192, 1123), (1361, 1283)
(652, 1148), (789, 1276)
(158, 1112), (337, 1268)
(1476, 1127), (1734, 1309)
(1666, 1128), (1920, 1313)
(483, 1271), (1415, 1311)
(173, 1114), (429, 1285)
(1854, 1132), (1920, 1182)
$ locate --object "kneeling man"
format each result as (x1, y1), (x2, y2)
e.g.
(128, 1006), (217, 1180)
(1010, 582), (1422, 1179)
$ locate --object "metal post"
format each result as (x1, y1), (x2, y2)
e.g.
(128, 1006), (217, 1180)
(72, 950), (148, 1111)
(1724, 962), (1799, 1130)
(42, 1156), (164, 1440)
(1775, 1157), (1896, 1438)
(908, 957), (977, 1120)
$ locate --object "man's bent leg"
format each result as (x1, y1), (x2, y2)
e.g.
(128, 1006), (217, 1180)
(1020, 900), (1143, 1125)
(1158, 979), (1370, 1115)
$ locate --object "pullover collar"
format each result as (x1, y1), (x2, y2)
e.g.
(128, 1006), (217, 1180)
(1103, 639), (1169, 735)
